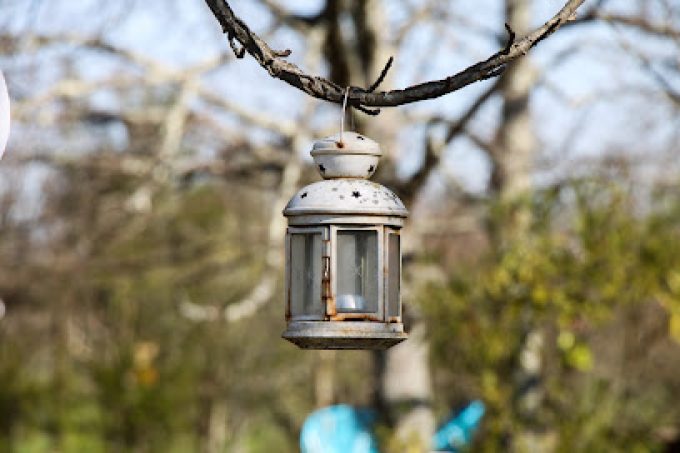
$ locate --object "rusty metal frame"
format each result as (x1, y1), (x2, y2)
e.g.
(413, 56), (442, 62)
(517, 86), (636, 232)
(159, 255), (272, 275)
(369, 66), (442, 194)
(385, 227), (402, 324)
(285, 226), (329, 321)
(328, 224), (384, 322)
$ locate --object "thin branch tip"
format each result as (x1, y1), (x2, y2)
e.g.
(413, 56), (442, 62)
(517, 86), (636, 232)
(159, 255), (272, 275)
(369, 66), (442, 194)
(368, 56), (394, 93)
(502, 23), (516, 55)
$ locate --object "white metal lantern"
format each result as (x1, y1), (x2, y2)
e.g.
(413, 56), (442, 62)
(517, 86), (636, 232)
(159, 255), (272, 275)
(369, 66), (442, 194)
(282, 132), (408, 349)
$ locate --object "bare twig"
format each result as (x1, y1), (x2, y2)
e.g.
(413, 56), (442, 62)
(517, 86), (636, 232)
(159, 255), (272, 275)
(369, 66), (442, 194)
(612, 33), (680, 106)
(203, 0), (586, 110)
(368, 56), (394, 92)
(501, 23), (516, 55)
(443, 78), (501, 144)
(392, 79), (501, 205)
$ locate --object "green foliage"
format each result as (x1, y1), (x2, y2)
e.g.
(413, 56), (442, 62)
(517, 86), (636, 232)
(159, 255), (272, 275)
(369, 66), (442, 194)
(422, 179), (680, 451)
(0, 159), (322, 452)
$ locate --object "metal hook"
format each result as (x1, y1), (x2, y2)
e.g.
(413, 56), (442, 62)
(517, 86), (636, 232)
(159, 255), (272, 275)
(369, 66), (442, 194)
(340, 86), (350, 144)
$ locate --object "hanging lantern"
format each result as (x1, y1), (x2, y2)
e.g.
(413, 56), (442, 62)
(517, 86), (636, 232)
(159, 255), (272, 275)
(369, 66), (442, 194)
(282, 132), (408, 349)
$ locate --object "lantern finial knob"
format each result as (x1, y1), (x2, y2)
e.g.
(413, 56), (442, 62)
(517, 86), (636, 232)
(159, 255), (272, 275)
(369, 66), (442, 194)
(311, 132), (382, 179)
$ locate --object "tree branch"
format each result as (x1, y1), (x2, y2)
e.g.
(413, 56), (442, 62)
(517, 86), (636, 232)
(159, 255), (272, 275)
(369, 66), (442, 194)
(203, 0), (585, 109)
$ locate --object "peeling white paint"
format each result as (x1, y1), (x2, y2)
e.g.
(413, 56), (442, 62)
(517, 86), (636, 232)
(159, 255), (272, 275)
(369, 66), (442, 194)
(284, 179), (408, 217)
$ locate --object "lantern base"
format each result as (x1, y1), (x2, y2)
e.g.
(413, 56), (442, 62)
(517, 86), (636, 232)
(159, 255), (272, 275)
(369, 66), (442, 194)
(282, 321), (407, 350)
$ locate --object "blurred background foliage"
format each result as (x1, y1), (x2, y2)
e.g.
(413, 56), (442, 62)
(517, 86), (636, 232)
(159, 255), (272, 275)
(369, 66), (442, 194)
(423, 180), (680, 452)
(1, 0), (680, 452)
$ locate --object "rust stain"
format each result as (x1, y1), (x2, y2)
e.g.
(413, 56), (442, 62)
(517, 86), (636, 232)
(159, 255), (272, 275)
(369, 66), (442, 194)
(329, 313), (382, 322)
(322, 255), (335, 318)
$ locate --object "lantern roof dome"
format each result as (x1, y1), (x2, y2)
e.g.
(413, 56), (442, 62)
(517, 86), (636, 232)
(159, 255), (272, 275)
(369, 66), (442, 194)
(283, 179), (408, 217)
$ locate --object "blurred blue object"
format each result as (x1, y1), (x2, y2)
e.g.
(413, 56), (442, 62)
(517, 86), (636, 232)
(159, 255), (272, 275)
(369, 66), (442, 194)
(432, 400), (485, 452)
(300, 405), (379, 453)
(300, 400), (484, 453)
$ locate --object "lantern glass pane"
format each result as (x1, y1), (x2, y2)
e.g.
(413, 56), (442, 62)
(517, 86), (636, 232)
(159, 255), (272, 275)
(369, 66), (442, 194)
(336, 230), (378, 313)
(290, 233), (323, 316)
(387, 233), (400, 318)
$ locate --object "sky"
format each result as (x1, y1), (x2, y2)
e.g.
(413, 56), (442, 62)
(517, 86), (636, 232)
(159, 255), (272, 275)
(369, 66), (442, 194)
(0, 0), (679, 207)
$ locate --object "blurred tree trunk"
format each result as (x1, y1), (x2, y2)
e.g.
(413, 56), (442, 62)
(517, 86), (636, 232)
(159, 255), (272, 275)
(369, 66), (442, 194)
(314, 350), (336, 408)
(320, 1), (435, 448)
(492, 1), (537, 201)
(375, 323), (435, 450)
(354, 2), (435, 449)
(492, 0), (552, 450)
